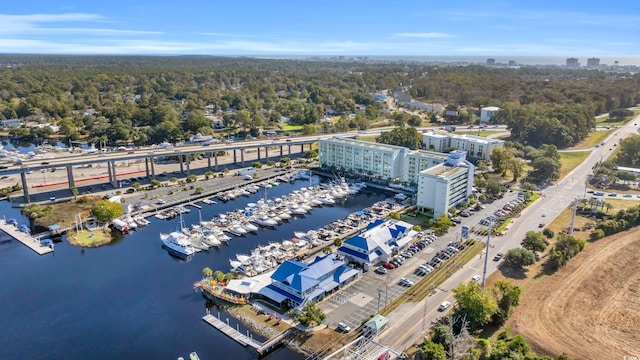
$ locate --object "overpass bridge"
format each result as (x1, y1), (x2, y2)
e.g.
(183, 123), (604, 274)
(0, 136), (331, 202)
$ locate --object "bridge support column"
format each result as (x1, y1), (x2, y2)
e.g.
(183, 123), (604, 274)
(66, 165), (75, 188)
(107, 160), (113, 183)
(20, 173), (30, 203)
(300, 144), (304, 153)
(150, 158), (155, 178)
(109, 161), (118, 188)
(241, 149), (245, 166)
(145, 158), (150, 177)
(257, 147), (261, 161)
(280, 145), (283, 157)
(233, 149), (237, 164)
(185, 155), (191, 173)
(214, 152), (218, 171)
(265, 147), (269, 162)
(179, 156), (184, 174)
(207, 152), (212, 169)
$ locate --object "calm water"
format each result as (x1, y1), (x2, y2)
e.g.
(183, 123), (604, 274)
(0, 178), (387, 359)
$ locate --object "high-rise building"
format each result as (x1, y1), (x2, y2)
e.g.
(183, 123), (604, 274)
(587, 57), (600, 67)
(566, 57), (580, 68)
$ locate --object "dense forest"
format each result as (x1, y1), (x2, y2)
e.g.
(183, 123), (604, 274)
(0, 55), (639, 148)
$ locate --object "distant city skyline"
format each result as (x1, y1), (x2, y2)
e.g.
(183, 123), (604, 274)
(1, 0), (639, 62)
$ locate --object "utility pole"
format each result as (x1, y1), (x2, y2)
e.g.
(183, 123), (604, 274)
(569, 198), (579, 236)
(481, 220), (492, 290)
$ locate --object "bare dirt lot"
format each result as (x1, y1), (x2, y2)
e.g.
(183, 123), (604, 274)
(508, 230), (640, 359)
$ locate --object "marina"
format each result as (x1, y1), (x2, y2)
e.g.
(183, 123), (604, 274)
(0, 218), (54, 255)
(0, 172), (390, 359)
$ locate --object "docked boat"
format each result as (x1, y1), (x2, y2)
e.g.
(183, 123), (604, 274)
(202, 233), (221, 247)
(227, 225), (247, 236)
(133, 216), (150, 226)
(254, 215), (278, 228)
(160, 232), (197, 257)
(241, 222), (259, 232)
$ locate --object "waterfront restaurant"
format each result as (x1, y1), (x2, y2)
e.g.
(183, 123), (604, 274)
(258, 253), (360, 311)
(337, 219), (417, 270)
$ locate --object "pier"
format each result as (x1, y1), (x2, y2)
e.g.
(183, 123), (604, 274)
(0, 220), (54, 255)
(202, 314), (263, 350)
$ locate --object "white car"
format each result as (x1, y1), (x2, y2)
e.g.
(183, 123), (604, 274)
(471, 275), (481, 282)
(438, 301), (451, 312)
(337, 322), (351, 332)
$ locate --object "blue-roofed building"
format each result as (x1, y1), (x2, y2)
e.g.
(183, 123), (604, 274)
(338, 219), (417, 270)
(261, 253), (360, 310)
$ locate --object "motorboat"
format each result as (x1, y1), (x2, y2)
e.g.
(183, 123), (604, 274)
(133, 216), (150, 226)
(318, 196), (336, 205)
(241, 222), (259, 232)
(160, 232), (198, 256)
(203, 233), (221, 247)
(236, 253), (250, 264)
(229, 259), (243, 269)
(254, 215), (278, 228)
(227, 225), (247, 236)
(277, 211), (291, 221)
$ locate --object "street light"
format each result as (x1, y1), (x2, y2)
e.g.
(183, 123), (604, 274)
(41, 169), (47, 185)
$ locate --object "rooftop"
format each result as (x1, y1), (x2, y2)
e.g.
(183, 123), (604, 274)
(420, 163), (468, 178)
(322, 136), (407, 152)
(408, 149), (449, 160)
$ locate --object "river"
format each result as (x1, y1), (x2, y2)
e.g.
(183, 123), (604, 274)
(0, 177), (388, 359)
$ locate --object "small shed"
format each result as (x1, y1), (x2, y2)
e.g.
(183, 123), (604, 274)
(48, 224), (62, 235)
(364, 314), (389, 336)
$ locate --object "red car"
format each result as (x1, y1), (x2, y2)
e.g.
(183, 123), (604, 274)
(382, 261), (396, 269)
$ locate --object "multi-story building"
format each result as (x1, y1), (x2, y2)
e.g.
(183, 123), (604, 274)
(405, 150), (448, 184)
(587, 57), (600, 67)
(566, 57), (580, 68)
(421, 131), (504, 161)
(416, 151), (475, 218)
(480, 106), (501, 123)
(318, 137), (407, 181)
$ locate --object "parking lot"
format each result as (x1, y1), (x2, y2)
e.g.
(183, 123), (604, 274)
(319, 189), (527, 332)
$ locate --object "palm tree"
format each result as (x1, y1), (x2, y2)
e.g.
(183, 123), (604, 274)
(202, 267), (213, 279)
(213, 270), (224, 282)
(604, 202), (613, 213)
(70, 186), (79, 199)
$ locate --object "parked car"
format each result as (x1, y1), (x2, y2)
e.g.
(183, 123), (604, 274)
(337, 322), (352, 332)
(493, 252), (504, 261)
(382, 262), (396, 269)
(471, 275), (481, 282)
(375, 266), (388, 274)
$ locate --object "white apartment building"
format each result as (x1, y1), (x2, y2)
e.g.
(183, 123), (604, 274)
(480, 106), (501, 123)
(318, 137), (407, 181)
(405, 150), (448, 185)
(416, 151), (475, 218)
(422, 131), (504, 161)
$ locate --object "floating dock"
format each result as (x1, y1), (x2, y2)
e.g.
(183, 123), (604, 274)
(202, 314), (263, 350)
(0, 220), (54, 255)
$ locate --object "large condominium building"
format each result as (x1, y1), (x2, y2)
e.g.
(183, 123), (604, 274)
(422, 131), (504, 161)
(417, 151), (475, 218)
(405, 150), (448, 184)
(318, 137), (407, 181)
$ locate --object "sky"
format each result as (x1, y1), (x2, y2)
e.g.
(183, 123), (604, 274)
(1, 0), (639, 61)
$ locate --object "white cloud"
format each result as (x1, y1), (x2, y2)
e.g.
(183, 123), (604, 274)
(395, 32), (455, 38)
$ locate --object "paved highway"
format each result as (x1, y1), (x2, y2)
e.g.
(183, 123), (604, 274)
(378, 115), (640, 352)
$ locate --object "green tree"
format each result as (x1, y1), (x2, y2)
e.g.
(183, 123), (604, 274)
(492, 280), (522, 324)
(376, 126), (422, 150)
(295, 302), (326, 327)
(521, 231), (547, 255)
(434, 213), (453, 232)
(387, 212), (401, 220)
(503, 248), (536, 269)
(452, 281), (499, 331)
(202, 267), (213, 279)
(70, 186), (79, 199)
(420, 340), (447, 360)
(590, 228), (605, 241)
(21, 203), (53, 219)
(252, 161), (263, 169)
(213, 270), (224, 282)
(542, 228), (555, 239)
(490, 148), (513, 174)
(150, 179), (162, 188)
(186, 174), (198, 183)
(194, 186), (204, 194)
(204, 171), (215, 180)
(91, 200), (124, 222)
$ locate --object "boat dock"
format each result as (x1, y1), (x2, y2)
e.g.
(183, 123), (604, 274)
(0, 220), (54, 255)
(202, 314), (263, 350)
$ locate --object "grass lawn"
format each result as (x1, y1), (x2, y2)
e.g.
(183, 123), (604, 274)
(558, 151), (590, 180)
(67, 229), (113, 247)
(596, 110), (640, 126)
(355, 135), (378, 143)
(35, 195), (102, 228)
(454, 130), (508, 138)
(282, 124), (303, 131)
(567, 129), (614, 149)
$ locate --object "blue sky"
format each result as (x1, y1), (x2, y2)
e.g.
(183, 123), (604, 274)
(1, 0), (638, 58)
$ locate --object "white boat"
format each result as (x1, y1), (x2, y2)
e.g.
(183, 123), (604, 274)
(203, 233), (221, 247)
(239, 188), (251, 197)
(160, 231), (197, 256)
(124, 217), (138, 230)
(229, 259), (243, 269)
(254, 215), (278, 227)
(318, 196), (336, 205)
(289, 205), (307, 215)
(294, 231), (309, 239)
(133, 216), (150, 226)
(242, 222), (259, 232)
(309, 198), (323, 207)
(155, 213), (167, 220)
(236, 253), (250, 264)
(277, 211), (291, 220)
(227, 225), (247, 236)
